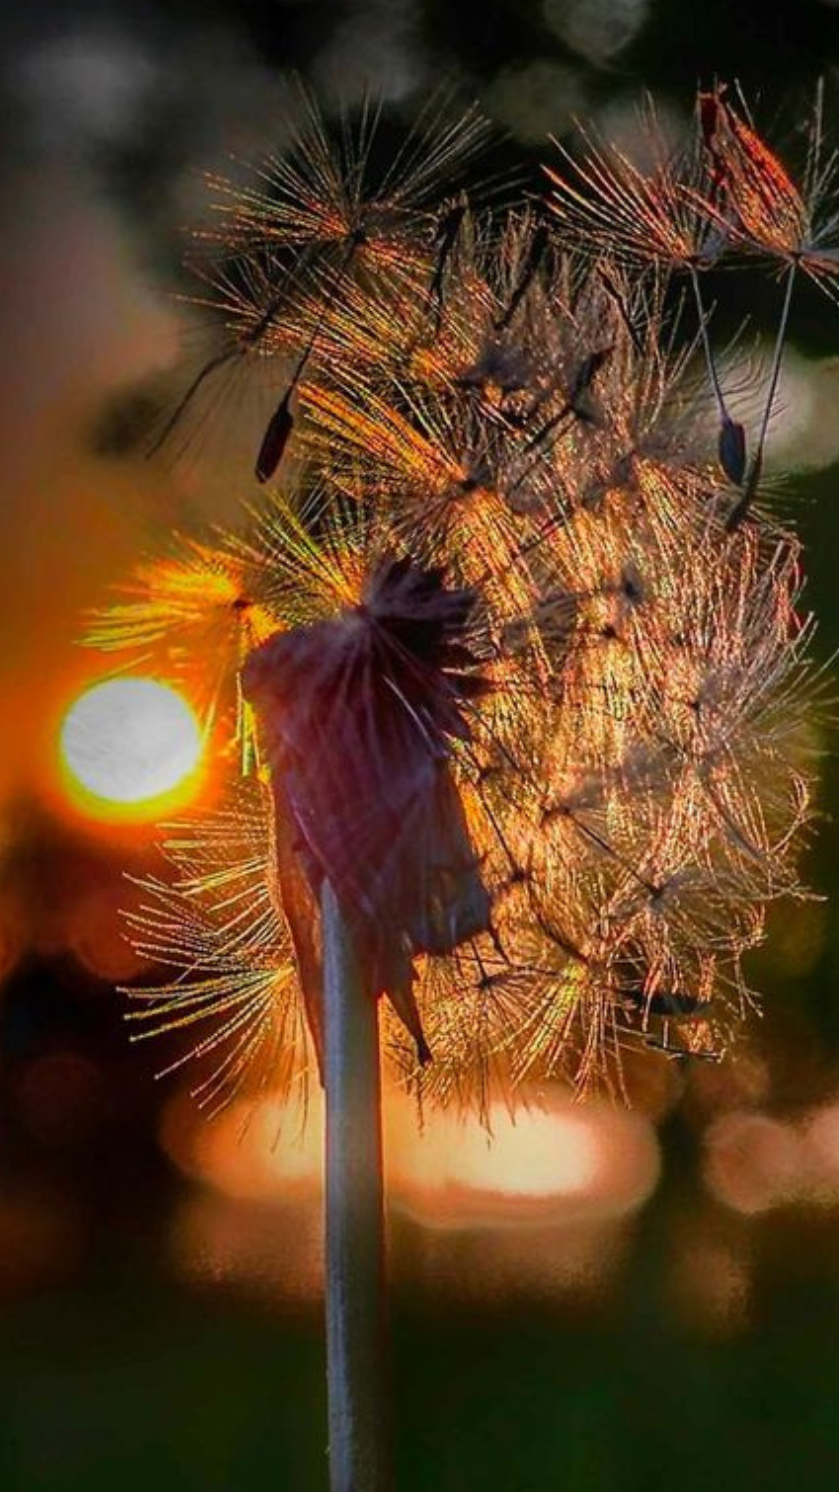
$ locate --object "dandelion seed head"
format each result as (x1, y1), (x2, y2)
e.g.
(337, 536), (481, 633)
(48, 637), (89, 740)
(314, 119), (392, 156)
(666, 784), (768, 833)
(93, 87), (828, 1119)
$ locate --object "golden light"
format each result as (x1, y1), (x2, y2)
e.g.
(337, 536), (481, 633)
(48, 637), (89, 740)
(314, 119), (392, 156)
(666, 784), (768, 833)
(59, 677), (203, 820)
(386, 1096), (660, 1227)
(159, 1089), (658, 1302)
(703, 1111), (804, 1214)
(159, 1088), (660, 1228)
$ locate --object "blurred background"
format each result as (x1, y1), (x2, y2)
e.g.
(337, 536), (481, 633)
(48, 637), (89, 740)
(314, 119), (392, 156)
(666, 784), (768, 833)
(4, 0), (839, 1487)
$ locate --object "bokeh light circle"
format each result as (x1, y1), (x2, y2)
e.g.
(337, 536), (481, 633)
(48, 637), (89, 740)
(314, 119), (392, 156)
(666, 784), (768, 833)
(59, 678), (202, 815)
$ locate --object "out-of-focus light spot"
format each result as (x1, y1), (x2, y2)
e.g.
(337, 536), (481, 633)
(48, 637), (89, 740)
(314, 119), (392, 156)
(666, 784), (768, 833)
(59, 677), (203, 819)
(703, 1111), (803, 1214)
(485, 63), (586, 143)
(703, 1101), (839, 1215)
(800, 1101), (839, 1204)
(724, 349), (839, 474)
(16, 29), (157, 149)
(14, 1052), (110, 1149)
(398, 1106), (601, 1197)
(587, 98), (686, 172)
(400, 1215), (632, 1302)
(669, 1230), (751, 1335)
(160, 1091), (323, 1202)
(313, 3), (422, 103)
(0, 1188), (86, 1297)
(66, 881), (153, 981)
(161, 1087), (659, 1227)
(805, 1102), (839, 1169)
(687, 1054), (772, 1119)
(387, 1098), (660, 1226)
(161, 1089), (662, 1302)
(544, 0), (649, 67)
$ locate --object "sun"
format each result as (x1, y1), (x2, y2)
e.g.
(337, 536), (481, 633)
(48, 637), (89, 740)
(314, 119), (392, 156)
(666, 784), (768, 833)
(59, 677), (204, 820)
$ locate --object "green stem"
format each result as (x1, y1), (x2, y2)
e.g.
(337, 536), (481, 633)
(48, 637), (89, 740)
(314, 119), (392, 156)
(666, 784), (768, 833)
(321, 879), (391, 1492)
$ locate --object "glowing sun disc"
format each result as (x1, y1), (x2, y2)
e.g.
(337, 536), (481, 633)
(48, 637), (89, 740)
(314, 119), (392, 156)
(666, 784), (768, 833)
(60, 678), (202, 810)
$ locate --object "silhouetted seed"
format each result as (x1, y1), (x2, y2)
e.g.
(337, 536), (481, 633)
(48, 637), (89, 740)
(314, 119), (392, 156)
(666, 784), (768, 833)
(597, 267), (644, 354)
(727, 260), (798, 533)
(516, 347), (612, 469)
(254, 228), (371, 483)
(570, 344), (614, 411)
(718, 415), (747, 484)
(255, 389), (295, 483)
(428, 199), (467, 320)
(524, 345), (615, 458)
(499, 345), (614, 497)
(147, 253), (315, 461)
(522, 404), (573, 457)
(725, 450), (763, 532)
(623, 986), (708, 1019)
(620, 566), (644, 605)
(495, 223), (549, 331)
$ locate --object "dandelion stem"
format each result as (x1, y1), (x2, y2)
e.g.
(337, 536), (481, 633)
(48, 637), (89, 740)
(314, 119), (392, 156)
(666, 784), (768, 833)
(322, 878), (390, 1492)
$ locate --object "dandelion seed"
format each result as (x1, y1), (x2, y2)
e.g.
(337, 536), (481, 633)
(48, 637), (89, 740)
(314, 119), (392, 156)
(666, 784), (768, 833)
(428, 194), (468, 325)
(494, 219), (550, 330)
(149, 91), (494, 475)
(255, 387), (296, 484)
(698, 86), (814, 270)
(718, 414), (747, 485)
(546, 102), (720, 271)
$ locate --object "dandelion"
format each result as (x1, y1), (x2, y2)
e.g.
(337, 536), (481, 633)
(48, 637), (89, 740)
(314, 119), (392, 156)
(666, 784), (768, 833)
(546, 103), (722, 271)
(91, 88), (829, 1491)
(548, 86), (839, 525)
(697, 83), (839, 286)
(149, 88), (493, 482)
(85, 532), (276, 772)
(696, 84), (839, 523)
